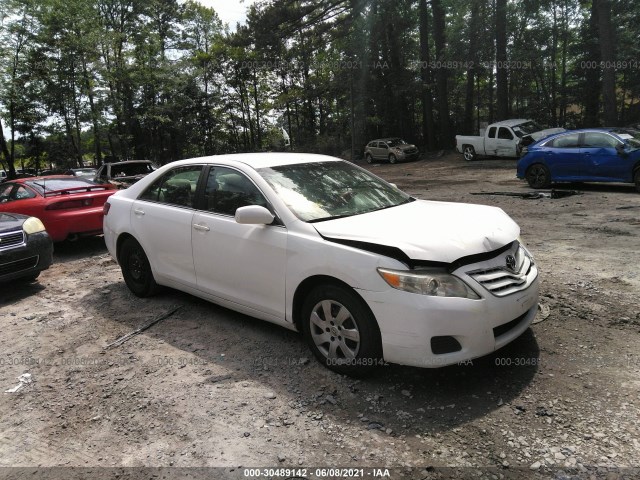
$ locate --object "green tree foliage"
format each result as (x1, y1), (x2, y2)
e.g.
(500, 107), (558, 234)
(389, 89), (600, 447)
(0, 0), (638, 175)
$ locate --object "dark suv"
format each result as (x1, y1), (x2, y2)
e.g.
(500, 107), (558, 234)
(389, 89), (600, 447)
(364, 138), (419, 164)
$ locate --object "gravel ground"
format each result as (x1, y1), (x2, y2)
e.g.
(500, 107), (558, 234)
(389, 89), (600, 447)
(1, 153), (639, 480)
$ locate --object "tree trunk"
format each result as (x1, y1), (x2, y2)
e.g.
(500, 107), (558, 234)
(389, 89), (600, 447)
(463, 0), (481, 135)
(595, 0), (617, 126)
(431, 0), (452, 148)
(584, 0), (601, 126)
(495, 0), (509, 120)
(418, 0), (436, 150)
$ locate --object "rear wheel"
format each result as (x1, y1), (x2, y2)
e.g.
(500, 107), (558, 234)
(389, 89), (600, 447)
(301, 285), (382, 376)
(119, 238), (158, 297)
(526, 164), (551, 189)
(388, 153), (397, 164)
(634, 169), (640, 193)
(463, 145), (477, 161)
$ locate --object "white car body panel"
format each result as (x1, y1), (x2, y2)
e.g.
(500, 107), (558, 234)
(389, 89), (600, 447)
(191, 211), (288, 318)
(103, 153), (539, 369)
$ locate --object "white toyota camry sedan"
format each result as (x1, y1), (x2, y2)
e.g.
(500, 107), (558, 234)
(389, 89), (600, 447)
(103, 153), (539, 375)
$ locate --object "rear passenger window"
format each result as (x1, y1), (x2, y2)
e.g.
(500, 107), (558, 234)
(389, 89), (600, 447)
(139, 166), (202, 208)
(582, 132), (620, 149)
(203, 167), (268, 216)
(488, 127), (497, 138)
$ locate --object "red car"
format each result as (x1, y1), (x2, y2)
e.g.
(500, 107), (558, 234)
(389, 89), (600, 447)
(0, 176), (116, 242)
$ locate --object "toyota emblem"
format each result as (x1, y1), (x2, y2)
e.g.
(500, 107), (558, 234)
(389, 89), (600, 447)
(505, 255), (517, 272)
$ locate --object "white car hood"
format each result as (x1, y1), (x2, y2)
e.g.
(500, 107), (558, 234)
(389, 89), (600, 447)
(313, 199), (519, 264)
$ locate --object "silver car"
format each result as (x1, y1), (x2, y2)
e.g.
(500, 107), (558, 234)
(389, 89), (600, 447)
(364, 138), (419, 164)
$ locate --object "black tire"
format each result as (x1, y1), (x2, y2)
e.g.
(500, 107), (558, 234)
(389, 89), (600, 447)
(388, 153), (397, 164)
(462, 145), (477, 161)
(119, 238), (158, 297)
(365, 153), (373, 164)
(634, 169), (640, 193)
(526, 163), (551, 189)
(301, 284), (383, 376)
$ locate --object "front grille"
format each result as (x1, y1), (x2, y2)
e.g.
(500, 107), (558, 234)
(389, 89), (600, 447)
(0, 256), (39, 276)
(493, 311), (528, 338)
(0, 230), (25, 250)
(467, 245), (534, 297)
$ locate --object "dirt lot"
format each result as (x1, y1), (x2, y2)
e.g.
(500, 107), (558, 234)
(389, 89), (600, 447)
(1, 153), (639, 479)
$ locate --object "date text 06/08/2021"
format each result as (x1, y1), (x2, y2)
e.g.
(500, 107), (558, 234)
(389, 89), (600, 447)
(242, 467), (392, 478)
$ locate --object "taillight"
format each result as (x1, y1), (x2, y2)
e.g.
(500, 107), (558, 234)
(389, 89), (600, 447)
(103, 202), (111, 216)
(46, 198), (94, 210)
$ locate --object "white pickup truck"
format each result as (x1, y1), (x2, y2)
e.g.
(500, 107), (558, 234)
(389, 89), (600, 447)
(456, 119), (564, 161)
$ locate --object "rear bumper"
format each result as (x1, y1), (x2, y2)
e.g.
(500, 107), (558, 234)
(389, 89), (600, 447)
(45, 207), (105, 242)
(0, 231), (53, 282)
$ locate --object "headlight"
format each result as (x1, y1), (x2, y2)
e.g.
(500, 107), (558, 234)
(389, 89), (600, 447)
(23, 217), (46, 235)
(377, 268), (480, 299)
(516, 237), (534, 262)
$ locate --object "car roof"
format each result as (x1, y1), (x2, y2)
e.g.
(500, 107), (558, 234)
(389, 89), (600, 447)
(489, 119), (532, 128)
(11, 175), (76, 184)
(545, 128), (625, 137)
(369, 138), (401, 142)
(165, 153), (343, 170)
(105, 160), (153, 165)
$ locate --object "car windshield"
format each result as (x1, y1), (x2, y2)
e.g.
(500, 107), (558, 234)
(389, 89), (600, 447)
(386, 139), (407, 147)
(112, 163), (154, 177)
(28, 178), (105, 194)
(258, 161), (413, 222)
(512, 121), (543, 137)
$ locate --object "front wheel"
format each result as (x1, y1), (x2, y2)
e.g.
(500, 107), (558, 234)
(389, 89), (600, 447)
(388, 153), (397, 164)
(463, 145), (477, 161)
(301, 285), (382, 376)
(365, 153), (373, 164)
(526, 164), (551, 189)
(119, 238), (158, 297)
(634, 169), (640, 193)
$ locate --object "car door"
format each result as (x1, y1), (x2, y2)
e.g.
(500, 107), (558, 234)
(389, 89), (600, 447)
(371, 142), (382, 160)
(485, 127), (498, 155)
(543, 132), (582, 179)
(496, 127), (517, 157)
(191, 166), (287, 318)
(580, 132), (627, 181)
(130, 165), (204, 288)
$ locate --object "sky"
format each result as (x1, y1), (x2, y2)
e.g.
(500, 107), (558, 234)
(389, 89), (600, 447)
(195, 0), (257, 29)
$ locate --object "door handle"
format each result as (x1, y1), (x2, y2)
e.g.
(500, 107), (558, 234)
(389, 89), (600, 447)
(134, 208), (145, 216)
(193, 224), (210, 232)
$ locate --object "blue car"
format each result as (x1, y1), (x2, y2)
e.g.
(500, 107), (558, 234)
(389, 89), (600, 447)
(517, 128), (640, 192)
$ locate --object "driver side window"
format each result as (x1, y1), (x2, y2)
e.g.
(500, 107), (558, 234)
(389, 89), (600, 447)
(204, 167), (268, 216)
(498, 127), (514, 140)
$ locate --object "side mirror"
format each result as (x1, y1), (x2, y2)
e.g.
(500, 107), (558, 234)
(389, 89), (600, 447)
(235, 205), (275, 225)
(616, 143), (626, 155)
